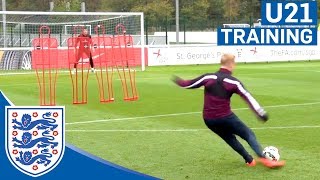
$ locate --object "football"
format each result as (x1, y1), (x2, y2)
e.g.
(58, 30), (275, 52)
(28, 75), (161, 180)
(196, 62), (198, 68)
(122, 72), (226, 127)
(263, 146), (280, 161)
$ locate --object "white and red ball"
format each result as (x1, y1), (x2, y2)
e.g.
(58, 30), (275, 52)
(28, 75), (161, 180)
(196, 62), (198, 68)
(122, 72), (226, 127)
(263, 146), (280, 161)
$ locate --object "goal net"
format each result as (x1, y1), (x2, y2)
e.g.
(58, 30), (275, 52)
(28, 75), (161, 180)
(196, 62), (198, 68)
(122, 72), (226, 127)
(0, 11), (145, 72)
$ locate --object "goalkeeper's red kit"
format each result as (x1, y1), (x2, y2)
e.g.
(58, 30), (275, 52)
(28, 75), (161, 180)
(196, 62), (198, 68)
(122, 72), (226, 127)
(76, 34), (92, 55)
(74, 34), (94, 68)
(174, 68), (267, 120)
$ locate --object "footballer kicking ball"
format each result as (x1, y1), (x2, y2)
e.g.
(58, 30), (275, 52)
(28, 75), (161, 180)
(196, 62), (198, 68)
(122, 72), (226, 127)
(263, 146), (280, 161)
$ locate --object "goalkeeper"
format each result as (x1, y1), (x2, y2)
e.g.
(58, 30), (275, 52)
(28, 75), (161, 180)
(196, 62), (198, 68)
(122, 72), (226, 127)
(72, 28), (95, 74)
(172, 53), (285, 168)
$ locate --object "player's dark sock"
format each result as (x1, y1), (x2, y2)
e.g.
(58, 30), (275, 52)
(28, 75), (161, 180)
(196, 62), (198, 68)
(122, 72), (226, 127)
(89, 53), (94, 68)
(230, 141), (253, 163)
(89, 57), (94, 68)
(220, 134), (254, 163)
(245, 155), (254, 163)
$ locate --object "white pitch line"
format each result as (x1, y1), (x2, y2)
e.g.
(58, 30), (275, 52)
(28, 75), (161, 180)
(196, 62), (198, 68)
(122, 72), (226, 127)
(66, 129), (204, 132)
(0, 77), (168, 87)
(66, 101), (320, 125)
(66, 111), (201, 125)
(66, 125), (320, 132)
(251, 125), (320, 129)
(1, 70), (319, 87)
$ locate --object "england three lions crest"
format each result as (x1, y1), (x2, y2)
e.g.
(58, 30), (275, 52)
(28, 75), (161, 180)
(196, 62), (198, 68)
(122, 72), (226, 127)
(5, 106), (65, 177)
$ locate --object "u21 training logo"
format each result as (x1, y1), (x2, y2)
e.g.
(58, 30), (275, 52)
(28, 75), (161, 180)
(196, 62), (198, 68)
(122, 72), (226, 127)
(5, 106), (65, 177)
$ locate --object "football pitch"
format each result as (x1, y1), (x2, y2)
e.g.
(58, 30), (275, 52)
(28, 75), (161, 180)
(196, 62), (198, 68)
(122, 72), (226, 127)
(1, 61), (320, 179)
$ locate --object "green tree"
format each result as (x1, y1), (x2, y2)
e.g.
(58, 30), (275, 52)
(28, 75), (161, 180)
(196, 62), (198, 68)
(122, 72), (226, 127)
(131, 0), (174, 29)
(252, 0), (261, 19)
(6, 0), (50, 11)
(207, 0), (225, 28)
(238, 0), (260, 24)
(318, 0), (320, 21)
(222, 0), (241, 23)
(53, 0), (81, 12)
(84, 0), (111, 12)
(180, 0), (210, 30)
(106, 0), (136, 12)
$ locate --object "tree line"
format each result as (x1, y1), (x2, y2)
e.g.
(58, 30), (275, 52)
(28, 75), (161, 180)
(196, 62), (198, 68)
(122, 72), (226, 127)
(2, 0), (320, 31)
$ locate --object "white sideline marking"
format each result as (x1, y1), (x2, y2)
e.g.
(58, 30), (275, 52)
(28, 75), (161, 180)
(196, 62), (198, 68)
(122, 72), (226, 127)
(66, 101), (320, 125)
(66, 111), (201, 125)
(66, 125), (320, 132)
(251, 125), (320, 129)
(67, 129), (203, 132)
(0, 77), (168, 87)
(1, 70), (319, 87)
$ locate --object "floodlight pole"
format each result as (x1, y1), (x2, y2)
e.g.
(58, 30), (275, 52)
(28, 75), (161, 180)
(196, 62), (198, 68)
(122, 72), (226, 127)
(2, 0), (6, 47)
(175, 0), (179, 44)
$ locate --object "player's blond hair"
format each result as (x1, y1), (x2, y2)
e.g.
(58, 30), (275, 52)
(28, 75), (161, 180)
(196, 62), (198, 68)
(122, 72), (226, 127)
(220, 53), (235, 66)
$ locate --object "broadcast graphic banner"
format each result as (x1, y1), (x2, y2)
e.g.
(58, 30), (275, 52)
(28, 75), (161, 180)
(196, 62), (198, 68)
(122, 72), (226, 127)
(261, 0), (317, 26)
(217, 28), (317, 45)
(218, 0), (318, 46)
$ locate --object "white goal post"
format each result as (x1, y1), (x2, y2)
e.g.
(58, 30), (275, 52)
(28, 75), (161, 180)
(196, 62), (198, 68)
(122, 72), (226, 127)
(0, 11), (145, 71)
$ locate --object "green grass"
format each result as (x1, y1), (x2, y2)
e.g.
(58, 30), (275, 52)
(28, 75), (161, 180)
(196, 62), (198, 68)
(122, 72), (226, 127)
(1, 61), (320, 179)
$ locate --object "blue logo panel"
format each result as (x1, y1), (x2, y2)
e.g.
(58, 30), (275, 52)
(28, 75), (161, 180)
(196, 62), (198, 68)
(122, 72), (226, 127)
(6, 107), (65, 177)
(0, 91), (159, 180)
(261, 0), (317, 26)
(217, 28), (317, 46)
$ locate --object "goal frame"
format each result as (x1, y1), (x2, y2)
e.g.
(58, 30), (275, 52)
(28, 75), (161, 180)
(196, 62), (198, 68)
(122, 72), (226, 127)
(0, 11), (146, 71)
(64, 24), (92, 35)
